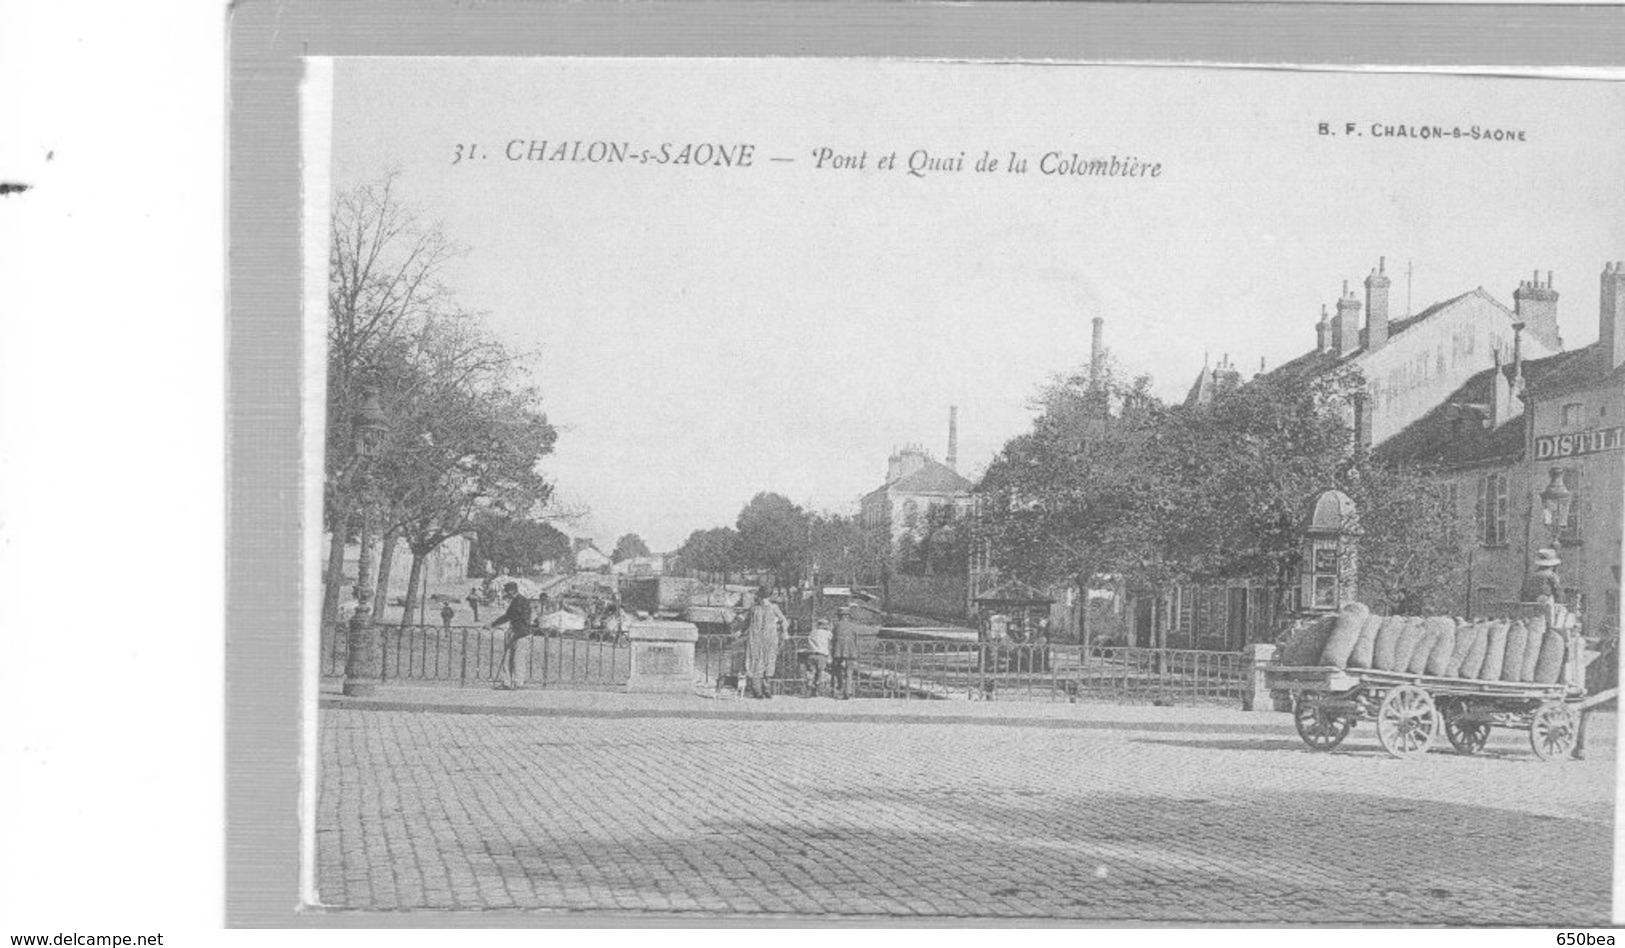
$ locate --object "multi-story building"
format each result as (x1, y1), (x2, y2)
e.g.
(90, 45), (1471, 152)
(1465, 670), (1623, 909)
(1151, 260), (1572, 648)
(1250, 258), (1562, 449)
(859, 408), (975, 546)
(1373, 260), (1622, 635)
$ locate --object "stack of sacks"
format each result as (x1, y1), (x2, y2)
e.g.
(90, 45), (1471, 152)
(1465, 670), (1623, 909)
(1279, 613), (1339, 666)
(1281, 603), (1568, 683)
(1317, 602), (1371, 666)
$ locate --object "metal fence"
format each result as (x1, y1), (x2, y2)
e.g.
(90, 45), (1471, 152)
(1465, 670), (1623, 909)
(855, 641), (1243, 704)
(321, 625), (1243, 705)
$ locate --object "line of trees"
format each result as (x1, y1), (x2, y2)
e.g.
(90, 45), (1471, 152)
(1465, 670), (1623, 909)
(975, 351), (1467, 637)
(669, 492), (889, 589)
(322, 175), (563, 629)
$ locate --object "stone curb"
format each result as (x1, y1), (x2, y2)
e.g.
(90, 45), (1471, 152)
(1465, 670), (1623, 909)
(318, 694), (1291, 734)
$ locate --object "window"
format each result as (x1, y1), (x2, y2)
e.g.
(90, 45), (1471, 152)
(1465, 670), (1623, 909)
(1561, 403), (1584, 427)
(1476, 472), (1508, 546)
(1560, 469), (1583, 545)
(1441, 482), (1461, 544)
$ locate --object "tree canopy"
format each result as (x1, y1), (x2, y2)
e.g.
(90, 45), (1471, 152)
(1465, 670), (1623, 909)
(977, 357), (1466, 620)
(612, 533), (652, 563)
(735, 492), (809, 585)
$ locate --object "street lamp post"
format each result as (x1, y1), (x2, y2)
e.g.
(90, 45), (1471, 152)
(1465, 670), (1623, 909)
(343, 381), (390, 697)
(1539, 467), (1573, 548)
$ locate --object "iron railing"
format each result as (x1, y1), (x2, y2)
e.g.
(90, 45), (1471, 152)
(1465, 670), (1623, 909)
(320, 625), (1243, 704)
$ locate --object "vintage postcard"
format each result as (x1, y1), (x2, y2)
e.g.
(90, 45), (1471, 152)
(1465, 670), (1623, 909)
(301, 57), (1623, 923)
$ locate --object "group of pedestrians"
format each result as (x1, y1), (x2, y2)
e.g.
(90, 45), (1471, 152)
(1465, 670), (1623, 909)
(737, 588), (861, 699)
(478, 580), (865, 697)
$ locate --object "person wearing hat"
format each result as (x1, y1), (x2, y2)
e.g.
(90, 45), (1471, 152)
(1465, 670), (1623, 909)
(1521, 548), (1563, 606)
(801, 618), (833, 697)
(830, 605), (861, 700)
(740, 587), (788, 699)
(490, 581), (535, 690)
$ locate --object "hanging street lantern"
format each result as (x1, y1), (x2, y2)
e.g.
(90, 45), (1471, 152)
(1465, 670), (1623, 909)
(1539, 467), (1573, 545)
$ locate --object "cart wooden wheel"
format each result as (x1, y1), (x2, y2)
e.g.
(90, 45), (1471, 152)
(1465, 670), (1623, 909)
(1375, 685), (1438, 759)
(1529, 702), (1578, 761)
(1443, 717), (1491, 755)
(1293, 699), (1353, 751)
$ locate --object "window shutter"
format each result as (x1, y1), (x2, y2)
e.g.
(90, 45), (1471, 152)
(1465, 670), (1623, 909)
(1475, 477), (1487, 545)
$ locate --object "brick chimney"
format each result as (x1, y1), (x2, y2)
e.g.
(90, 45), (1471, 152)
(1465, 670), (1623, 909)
(1316, 305), (1331, 353)
(1334, 280), (1362, 356)
(1513, 269), (1562, 351)
(1489, 345), (1522, 428)
(946, 406), (959, 472)
(1365, 257), (1391, 352)
(1603, 260), (1625, 370)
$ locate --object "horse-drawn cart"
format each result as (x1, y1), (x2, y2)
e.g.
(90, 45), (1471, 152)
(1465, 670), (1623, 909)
(1266, 664), (1584, 760)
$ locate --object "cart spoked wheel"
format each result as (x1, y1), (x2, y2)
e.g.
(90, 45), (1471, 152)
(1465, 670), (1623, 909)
(1443, 717), (1491, 755)
(1529, 702), (1578, 762)
(1293, 699), (1353, 751)
(1376, 685), (1438, 759)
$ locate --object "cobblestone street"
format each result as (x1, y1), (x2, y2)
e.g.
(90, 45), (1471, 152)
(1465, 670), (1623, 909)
(316, 701), (1614, 922)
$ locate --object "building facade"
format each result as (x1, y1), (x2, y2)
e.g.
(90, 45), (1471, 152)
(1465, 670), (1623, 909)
(1262, 259), (1561, 450)
(1376, 260), (1624, 636)
(860, 446), (975, 544)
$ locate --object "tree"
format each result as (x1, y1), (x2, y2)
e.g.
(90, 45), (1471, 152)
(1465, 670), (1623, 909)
(976, 351), (1161, 642)
(735, 492), (809, 587)
(1347, 463), (1469, 615)
(1135, 370), (1356, 596)
(672, 527), (740, 579)
(323, 174), (462, 630)
(474, 516), (573, 576)
(805, 514), (885, 586)
(369, 316), (558, 625)
(612, 533), (652, 563)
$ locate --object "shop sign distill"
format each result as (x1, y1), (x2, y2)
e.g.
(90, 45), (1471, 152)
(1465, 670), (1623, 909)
(1534, 426), (1624, 461)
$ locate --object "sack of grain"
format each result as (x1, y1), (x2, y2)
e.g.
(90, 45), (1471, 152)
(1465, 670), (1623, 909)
(1280, 614), (1338, 666)
(1477, 620), (1510, 681)
(1456, 621), (1490, 680)
(1347, 614), (1385, 669)
(1423, 618), (1457, 676)
(1533, 629), (1567, 683)
(1391, 617), (1430, 672)
(1318, 602), (1372, 667)
(1500, 620), (1531, 682)
(1443, 619), (1477, 678)
(1372, 615), (1408, 671)
(1519, 612), (1547, 681)
(1405, 623), (1437, 674)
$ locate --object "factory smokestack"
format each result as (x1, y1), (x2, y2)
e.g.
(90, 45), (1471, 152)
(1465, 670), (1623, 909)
(946, 405), (959, 472)
(1090, 317), (1105, 389)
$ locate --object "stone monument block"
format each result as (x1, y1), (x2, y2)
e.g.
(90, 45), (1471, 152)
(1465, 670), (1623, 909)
(625, 619), (699, 694)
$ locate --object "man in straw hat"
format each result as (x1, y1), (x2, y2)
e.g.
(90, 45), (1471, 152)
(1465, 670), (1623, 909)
(1521, 548), (1563, 606)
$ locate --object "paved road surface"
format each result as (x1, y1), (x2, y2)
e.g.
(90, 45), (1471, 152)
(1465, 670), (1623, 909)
(317, 704), (1613, 922)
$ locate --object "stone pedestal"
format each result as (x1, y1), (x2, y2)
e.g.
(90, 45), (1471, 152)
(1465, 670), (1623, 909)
(625, 620), (700, 694)
(1242, 643), (1280, 712)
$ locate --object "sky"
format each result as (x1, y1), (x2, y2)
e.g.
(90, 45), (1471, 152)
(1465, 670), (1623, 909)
(323, 58), (1625, 552)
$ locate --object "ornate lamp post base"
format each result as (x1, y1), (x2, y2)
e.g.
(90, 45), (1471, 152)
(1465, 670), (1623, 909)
(342, 609), (381, 696)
